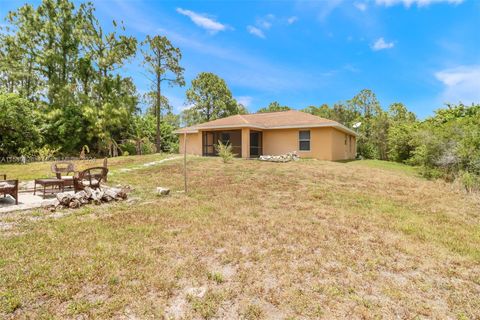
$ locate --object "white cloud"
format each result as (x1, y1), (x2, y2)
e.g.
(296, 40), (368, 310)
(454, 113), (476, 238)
(236, 96), (253, 107)
(371, 37), (395, 51)
(247, 14), (281, 38)
(435, 65), (480, 104)
(354, 2), (368, 11)
(176, 8), (227, 33)
(287, 16), (298, 24)
(247, 25), (265, 38)
(376, 0), (463, 7)
(155, 27), (318, 92)
(258, 14), (275, 29)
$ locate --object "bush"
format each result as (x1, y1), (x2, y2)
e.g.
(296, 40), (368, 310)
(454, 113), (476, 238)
(141, 139), (156, 155)
(119, 140), (137, 155)
(0, 93), (42, 157)
(460, 171), (480, 193)
(215, 140), (236, 163)
(36, 145), (60, 161)
(419, 166), (443, 180)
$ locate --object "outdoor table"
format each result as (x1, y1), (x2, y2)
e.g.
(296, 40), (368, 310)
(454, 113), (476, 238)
(0, 174), (5, 180)
(34, 178), (64, 199)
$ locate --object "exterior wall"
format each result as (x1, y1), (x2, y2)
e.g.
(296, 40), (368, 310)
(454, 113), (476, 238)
(178, 127), (357, 160)
(262, 127), (333, 160)
(178, 132), (202, 156)
(331, 128), (357, 160)
(262, 127), (356, 160)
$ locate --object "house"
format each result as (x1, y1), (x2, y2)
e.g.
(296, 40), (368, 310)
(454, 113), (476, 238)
(174, 110), (358, 160)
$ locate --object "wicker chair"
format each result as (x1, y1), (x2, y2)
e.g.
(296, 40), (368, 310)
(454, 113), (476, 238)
(51, 162), (76, 188)
(0, 177), (19, 205)
(73, 167), (109, 192)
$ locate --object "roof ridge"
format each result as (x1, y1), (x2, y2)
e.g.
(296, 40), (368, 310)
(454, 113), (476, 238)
(248, 110), (297, 116)
(237, 114), (249, 124)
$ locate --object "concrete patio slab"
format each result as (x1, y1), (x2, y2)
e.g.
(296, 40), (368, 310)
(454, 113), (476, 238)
(0, 191), (74, 214)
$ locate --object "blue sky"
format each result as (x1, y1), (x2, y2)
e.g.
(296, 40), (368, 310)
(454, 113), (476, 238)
(1, 0), (479, 117)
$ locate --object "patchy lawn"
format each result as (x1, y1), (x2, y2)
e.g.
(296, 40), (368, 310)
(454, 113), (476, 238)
(349, 159), (419, 176)
(0, 153), (171, 181)
(0, 156), (479, 319)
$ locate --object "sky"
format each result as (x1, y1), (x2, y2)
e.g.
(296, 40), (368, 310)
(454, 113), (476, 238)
(1, 0), (479, 118)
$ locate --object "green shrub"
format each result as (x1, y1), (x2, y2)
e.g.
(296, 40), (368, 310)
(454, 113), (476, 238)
(120, 140), (137, 156)
(37, 145), (60, 161)
(460, 171), (480, 193)
(141, 138), (156, 155)
(215, 140), (236, 163)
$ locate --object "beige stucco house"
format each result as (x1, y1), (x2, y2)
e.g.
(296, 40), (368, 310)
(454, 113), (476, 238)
(175, 110), (357, 160)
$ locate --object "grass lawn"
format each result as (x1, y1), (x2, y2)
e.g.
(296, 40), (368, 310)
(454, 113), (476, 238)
(0, 153), (172, 181)
(0, 156), (479, 319)
(349, 159), (419, 176)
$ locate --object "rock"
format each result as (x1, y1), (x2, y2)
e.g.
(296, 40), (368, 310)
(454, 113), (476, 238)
(42, 199), (60, 212)
(41, 198), (60, 208)
(91, 189), (104, 202)
(117, 189), (128, 200)
(56, 192), (73, 206)
(83, 187), (93, 199)
(259, 151), (299, 163)
(53, 186), (128, 209)
(69, 199), (81, 209)
(156, 187), (170, 196)
(102, 188), (117, 202)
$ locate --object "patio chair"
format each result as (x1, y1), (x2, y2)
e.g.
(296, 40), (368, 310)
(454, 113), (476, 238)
(0, 178), (19, 205)
(51, 161), (76, 188)
(73, 167), (109, 192)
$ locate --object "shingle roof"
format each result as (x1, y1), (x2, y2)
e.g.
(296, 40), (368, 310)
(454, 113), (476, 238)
(175, 110), (357, 136)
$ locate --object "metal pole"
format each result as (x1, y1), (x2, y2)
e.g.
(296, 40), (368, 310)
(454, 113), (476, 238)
(183, 132), (187, 193)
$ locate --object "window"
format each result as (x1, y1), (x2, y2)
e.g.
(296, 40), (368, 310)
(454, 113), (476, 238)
(299, 130), (310, 151)
(345, 134), (348, 145)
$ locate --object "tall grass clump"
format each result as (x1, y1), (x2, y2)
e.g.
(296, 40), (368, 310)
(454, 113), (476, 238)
(215, 140), (236, 163)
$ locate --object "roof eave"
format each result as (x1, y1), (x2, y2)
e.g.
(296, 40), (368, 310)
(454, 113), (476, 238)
(174, 123), (358, 136)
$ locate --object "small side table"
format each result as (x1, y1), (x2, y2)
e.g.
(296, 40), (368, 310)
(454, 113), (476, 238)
(34, 178), (64, 199)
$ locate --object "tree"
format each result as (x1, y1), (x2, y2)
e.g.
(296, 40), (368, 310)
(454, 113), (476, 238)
(348, 89), (383, 159)
(141, 35), (184, 152)
(82, 12), (138, 153)
(0, 93), (41, 157)
(184, 72), (240, 124)
(257, 101), (290, 113)
(303, 104), (333, 119)
(1, 0), (140, 155)
(387, 103), (418, 162)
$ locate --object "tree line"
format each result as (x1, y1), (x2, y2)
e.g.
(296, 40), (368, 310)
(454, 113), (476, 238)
(1, 0), (478, 191)
(0, 0), (248, 158)
(261, 91), (480, 191)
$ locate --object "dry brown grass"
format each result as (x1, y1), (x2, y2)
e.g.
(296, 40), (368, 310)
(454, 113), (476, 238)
(1, 156), (479, 319)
